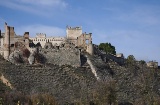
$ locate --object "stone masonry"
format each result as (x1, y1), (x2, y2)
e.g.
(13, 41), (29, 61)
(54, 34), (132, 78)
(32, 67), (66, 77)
(40, 41), (81, 66)
(0, 23), (94, 66)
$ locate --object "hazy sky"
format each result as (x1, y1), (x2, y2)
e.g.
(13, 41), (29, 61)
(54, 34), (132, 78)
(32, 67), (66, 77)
(0, 0), (159, 65)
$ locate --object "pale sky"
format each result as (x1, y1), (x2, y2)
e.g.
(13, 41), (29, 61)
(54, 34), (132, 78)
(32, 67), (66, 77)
(0, 0), (159, 65)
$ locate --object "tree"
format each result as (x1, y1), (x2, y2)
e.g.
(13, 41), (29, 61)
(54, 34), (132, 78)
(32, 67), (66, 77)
(99, 43), (116, 55)
(126, 55), (136, 65)
(140, 60), (146, 65)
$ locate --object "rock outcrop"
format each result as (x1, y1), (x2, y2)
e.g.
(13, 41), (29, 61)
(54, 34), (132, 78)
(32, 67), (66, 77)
(9, 50), (23, 64)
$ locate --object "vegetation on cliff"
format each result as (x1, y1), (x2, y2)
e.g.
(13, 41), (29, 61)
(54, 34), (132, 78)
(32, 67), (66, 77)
(99, 43), (116, 55)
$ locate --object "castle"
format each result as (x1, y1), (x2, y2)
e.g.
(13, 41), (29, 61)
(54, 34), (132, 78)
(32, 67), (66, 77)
(0, 23), (30, 59)
(0, 23), (158, 68)
(0, 23), (93, 61)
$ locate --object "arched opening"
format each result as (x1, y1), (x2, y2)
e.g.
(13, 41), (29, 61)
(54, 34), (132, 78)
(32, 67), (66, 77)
(86, 39), (89, 44)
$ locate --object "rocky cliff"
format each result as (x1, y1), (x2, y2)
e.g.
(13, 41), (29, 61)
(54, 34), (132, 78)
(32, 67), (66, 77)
(0, 49), (160, 104)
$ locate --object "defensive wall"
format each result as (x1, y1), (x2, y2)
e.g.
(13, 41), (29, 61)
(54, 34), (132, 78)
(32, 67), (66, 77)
(93, 44), (125, 65)
(0, 24), (94, 62)
(147, 61), (158, 68)
(39, 41), (81, 67)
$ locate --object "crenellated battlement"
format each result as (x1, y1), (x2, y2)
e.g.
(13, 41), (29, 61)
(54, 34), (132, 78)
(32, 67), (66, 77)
(66, 26), (82, 30)
(0, 23), (94, 62)
(36, 33), (46, 38)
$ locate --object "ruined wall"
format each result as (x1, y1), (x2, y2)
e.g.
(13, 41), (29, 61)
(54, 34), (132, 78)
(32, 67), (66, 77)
(3, 23), (15, 59)
(40, 47), (81, 67)
(86, 44), (93, 55)
(147, 61), (158, 68)
(93, 45), (125, 65)
(66, 26), (82, 46)
(77, 33), (93, 55)
(105, 54), (125, 65)
(9, 27), (15, 45)
(1, 23), (16, 60)
(4, 23), (15, 46)
(77, 33), (92, 47)
(24, 32), (29, 39)
(116, 53), (124, 58)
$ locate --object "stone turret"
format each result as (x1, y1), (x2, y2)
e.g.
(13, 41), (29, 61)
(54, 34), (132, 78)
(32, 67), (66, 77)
(3, 23), (10, 60)
(24, 32), (29, 49)
(66, 26), (82, 46)
(66, 26), (82, 39)
(3, 23), (15, 60)
(86, 43), (93, 55)
(24, 32), (29, 39)
(86, 33), (93, 55)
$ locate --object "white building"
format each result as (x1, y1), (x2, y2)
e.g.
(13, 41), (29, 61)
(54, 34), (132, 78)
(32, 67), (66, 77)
(29, 33), (66, 48)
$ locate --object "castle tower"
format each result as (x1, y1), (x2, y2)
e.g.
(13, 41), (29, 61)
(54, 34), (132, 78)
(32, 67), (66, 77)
(24, 32), (29, 39)
(3, 23), (15, 60)
(24, 32), (29, 48)
(66, 26), (82, 46)
(3, 23), (10, 59)
(85, 33), (93, 55)
(86, 42), (93, 55)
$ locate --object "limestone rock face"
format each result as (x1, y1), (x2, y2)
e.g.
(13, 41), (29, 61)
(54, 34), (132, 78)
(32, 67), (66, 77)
(29, 48), (38, 54)
(9, 50), (23, 64)
(28, 48), (38, 65)
(44, 42), (53, 49)
(28, 54), (34, 65)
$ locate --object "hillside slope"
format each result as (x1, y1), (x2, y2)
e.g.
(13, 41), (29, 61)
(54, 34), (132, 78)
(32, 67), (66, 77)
(0, 52), (160, 104)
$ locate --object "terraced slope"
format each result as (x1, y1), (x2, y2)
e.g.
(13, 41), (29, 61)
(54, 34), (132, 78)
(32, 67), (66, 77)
(0, 55), (97, 104)
(1, 52), (160, 105)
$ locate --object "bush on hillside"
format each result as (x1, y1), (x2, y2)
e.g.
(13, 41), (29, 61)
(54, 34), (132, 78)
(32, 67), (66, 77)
(99, 43), (116, 55)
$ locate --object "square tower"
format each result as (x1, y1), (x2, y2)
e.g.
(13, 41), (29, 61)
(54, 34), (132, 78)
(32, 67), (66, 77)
(66, 26), (82, 46)
(3, 23), (15, 59)
(66, 26), (82, 40)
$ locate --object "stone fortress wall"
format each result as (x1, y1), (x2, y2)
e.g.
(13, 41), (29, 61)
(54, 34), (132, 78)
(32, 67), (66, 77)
(93, 44), (125, 65)
(0, 23), (94, 66)
(0, 23), (158, 67)
(147, 61), (158, 68)
(66, 26), (82, 40)
(0, 23), (26, 59)
(40, 42), (81, 66)
(29, 26), (94, 55)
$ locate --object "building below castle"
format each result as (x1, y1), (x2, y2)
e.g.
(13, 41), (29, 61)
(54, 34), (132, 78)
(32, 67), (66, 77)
(29, 33), (65, 48)
(147, 61), (158, 68)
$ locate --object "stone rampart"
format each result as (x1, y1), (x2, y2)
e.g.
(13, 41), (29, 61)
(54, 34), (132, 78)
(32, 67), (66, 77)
(93, 44), (125, 65)
(40, 47), (81, 67)
(147, 61), (158, 68)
